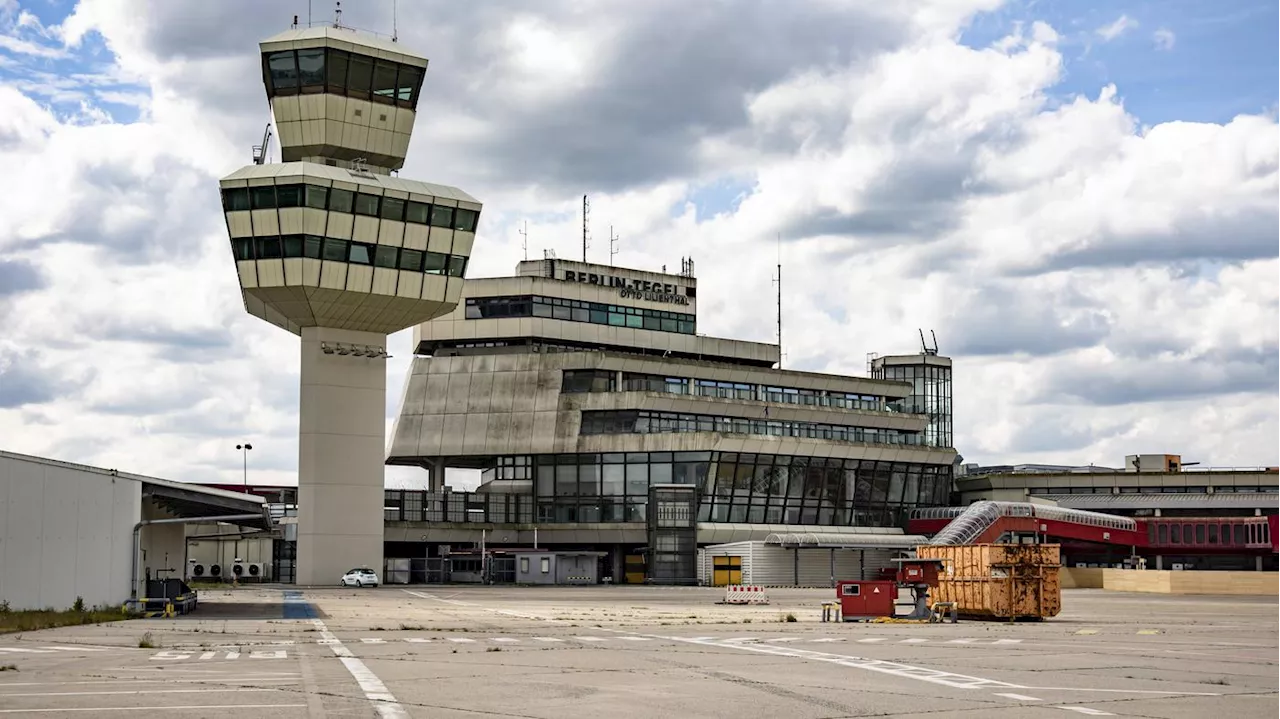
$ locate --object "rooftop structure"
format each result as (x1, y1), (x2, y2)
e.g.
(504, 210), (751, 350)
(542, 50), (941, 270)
(219, 23), (482, 585)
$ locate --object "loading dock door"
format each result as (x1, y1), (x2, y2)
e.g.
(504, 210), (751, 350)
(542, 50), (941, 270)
(712, 556), (742, 586)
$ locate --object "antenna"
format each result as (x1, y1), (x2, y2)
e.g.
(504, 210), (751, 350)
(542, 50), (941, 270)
(772, 234), (783, 369)
(609, 225), (619, 266)
(582, 195), (590, 263)
(392, 0), (398, 42)
(334, 1), (342, 28)
(308, 0), (312, 26)
(519, 221), (528, 261)
(252, 123), (273, 165)
(919, 329), (939, 356)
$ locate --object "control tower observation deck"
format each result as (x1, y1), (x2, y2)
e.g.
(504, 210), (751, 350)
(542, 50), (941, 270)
(218, 25), (483, 585)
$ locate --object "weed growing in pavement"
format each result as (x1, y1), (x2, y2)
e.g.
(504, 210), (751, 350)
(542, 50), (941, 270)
(0, 664), (17, 672)
(137, 632), (156, 649)
(783, 613), (797, 623)
(486, 647), (502, 652)
(742, 618), (752, 624)
(399, 624), (424, 631)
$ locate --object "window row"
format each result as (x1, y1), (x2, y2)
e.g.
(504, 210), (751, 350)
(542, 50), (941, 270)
(465, 296), (696, 335)
(579, 410), (925, 446)
(1027, 485), (1277, 496)
(1150, 520), (1271, 547)
(221, 184), (480, 233)
(263, 47), (424, 109)
(230, 235), (466, 276)
(569, 370), (886, 412)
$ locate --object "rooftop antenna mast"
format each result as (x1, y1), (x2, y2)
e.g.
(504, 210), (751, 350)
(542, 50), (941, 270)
(581, 195), (590, 263)
(919, 329), (939, 356)
(392, 0), (398, 42)
(609, 225), (619, 266)
(519, 221), (528, 261)
(333, 1), (342, 29)
(772, 233), (783, 369)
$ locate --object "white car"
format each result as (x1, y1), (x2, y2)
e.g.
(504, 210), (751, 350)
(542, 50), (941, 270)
(340, 568), (380, 587)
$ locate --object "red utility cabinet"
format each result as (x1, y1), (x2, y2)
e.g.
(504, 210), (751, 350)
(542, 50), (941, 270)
(836, 580), (896, 621)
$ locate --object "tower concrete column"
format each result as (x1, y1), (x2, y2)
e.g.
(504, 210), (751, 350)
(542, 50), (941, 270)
(296, 327), (388, 586)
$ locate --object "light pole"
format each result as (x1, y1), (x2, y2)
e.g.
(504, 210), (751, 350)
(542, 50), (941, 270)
(236, 443), (253, 490)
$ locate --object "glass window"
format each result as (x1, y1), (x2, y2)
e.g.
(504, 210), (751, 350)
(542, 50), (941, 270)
(406, 201), (430, 224)
(398, 248), (423, 272)
(520, 557), (529, 574)
(372, 60), (398, 103)
(347, 54), (374, 97)
(304, 235), (323, 259)
(354, 193), (380, 216)
(374, 245), (398, 268)
(1195, 524), (1206, 544)
(429, 205), (454, 228)
(447, 256), (467, 277)
(254, 236), (281, 259)
(231, 237), (254, 260)
(348, 242), (373, 265)
(380, 196), (405, 221)
(1233, 524), (1245, 544)
(322, 238), (348, 262)
(328, 188), (354, 213)
(296, 48), (325, 88)
(282, 235), (304, 257)
(325, 49), (349, 92)
(304, 185), (328, 209)
(625, 464), (648, 495)
(602, 464), (625, 495)
(397, 64), (422, 105)
(540, 557), (550, 574)
(1208, 524), (1218, 544)
(275, 184), (302, 208)
(250, 186), (276, 209)
(454, 208), (479, 232)
(222, 187), (250, 211)
(266, 50), (298, 92)
(423, 252), (446, 274)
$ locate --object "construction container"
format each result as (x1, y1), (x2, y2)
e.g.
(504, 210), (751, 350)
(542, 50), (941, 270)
(915, 544), (1062, 620)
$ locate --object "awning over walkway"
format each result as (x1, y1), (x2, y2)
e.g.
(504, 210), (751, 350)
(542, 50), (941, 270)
(141, 476), (273, 531)
(764, 532), (928, 549)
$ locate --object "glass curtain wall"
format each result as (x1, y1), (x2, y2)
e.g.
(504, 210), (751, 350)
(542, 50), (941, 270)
(879, 363), (952, 447)
(532, 452), (951, 528)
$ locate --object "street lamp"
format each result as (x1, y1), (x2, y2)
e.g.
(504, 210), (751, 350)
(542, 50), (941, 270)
(236, 443), (253, 489)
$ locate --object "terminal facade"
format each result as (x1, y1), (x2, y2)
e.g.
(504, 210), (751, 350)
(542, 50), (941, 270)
(382, 258), (958, 582)
(952, 455), (1279, 571)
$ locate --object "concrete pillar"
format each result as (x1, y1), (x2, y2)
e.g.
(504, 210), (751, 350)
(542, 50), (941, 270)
(296, 326), (388, 586)
(1155, 555), (1163, 570)
(1257, 556), (1263, 572)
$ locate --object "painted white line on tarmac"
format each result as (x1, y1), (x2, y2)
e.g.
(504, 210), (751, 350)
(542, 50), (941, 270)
(1058, 707), (1114, 716)
(533, 637), (564, 642)
(1021, 685), (1222, 696)
(642, 634), (1022, 690)
(311, 619), (406, 719)
(0, 705), (306, 714)
(993, 693), (1043, 701)
(0, 688), (279, 698)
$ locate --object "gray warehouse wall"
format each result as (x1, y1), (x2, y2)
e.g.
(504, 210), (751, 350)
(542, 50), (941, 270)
(0, 454), (142, 611)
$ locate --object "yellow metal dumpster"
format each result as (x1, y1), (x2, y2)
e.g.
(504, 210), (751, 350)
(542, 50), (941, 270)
(915, 544), (1062, 620)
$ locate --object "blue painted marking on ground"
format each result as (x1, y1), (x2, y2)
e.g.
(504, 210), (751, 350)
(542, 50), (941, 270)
(282, 590), (317, 619)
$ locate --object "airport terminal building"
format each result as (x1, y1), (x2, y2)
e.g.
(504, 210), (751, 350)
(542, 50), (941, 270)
(382, 258), (958, 582)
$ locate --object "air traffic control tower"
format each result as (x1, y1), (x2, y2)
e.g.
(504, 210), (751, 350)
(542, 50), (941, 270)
(218, 24), (482, 584)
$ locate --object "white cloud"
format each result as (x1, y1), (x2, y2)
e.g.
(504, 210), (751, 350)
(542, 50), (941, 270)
(0, 0), (1275, 491)
(1096, 14), (1138, 42)
(1153, 28), (1176, 51)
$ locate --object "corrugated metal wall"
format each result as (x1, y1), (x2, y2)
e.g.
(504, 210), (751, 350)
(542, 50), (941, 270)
(701, 543), (900, 586)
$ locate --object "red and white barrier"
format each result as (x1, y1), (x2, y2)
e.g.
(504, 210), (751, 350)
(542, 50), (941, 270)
(722, 585), (770, 605)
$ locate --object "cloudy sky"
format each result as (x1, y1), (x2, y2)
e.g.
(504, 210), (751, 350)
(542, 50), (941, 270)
(0, 0), (1276, 488)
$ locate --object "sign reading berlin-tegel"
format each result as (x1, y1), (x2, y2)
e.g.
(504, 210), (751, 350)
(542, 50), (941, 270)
(563, 270), (691, 306)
